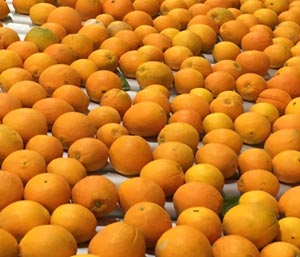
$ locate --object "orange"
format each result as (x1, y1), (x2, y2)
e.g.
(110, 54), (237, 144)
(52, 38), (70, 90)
(253, 8), (279, 29)
(273, 23), (300, 45)
(78, 23), (109, 49)
(168, 109), (204, 135)
(263, 43), (292, 69)
(212, 59), (243, 80)
(142, 32), (172, 52)
(212, 41), (241, 61)
(31, 97), (74, 130)
(155, 225), (213, 257)
(38, 63), (81, 96)
(188, 3), (211, 16)
(41, 22), (67, 41)
(235, 13), (259, 28)
(0, 49), (23, 74)
(140, 84), (170, 98)
(0, 93), (22, 121)
(85, 70), (122, 102)
(272, 149), (300, 184)
(278, 186), (300, 218)
(222, 203), (279, 249)
(28, 2), (56, 25)
(87, 106), (121, 130)
(0, 200), (50, 241)
(106, 20), (133, 36)
(23, 52), (57, 82)
(163, 45), (194, 71)
(108, 134), (153, 176)
(180, 55), (213, 78)
(0, 27), (20, 48)
(201, 112), (234, 133)
(176, 206), (222, 244)
(123, 201), (172, 249)
(123, 10), (154, 30)
(25, 134), (64, 165)
(43, 43), (77, 65)
(212, 234), (260, 257)
(102, 0), (134, 20)
(158, 121), (200, 149)
(115, 30), (142, 50)
(88, 221), (146, 257)
(285, 97), (300, 115)
(23, 173), (71, 213)
(135, 24), (158, 40)
(87, 48), (118, 72)
(67, 137), (109, 172)
(12, 0), (44, 15)
(139, 158), (185, 197)
(137, 44), (164, 62)
(133, 0), (160, 18)
(237, 168), (280, 197)
(122, 101), (168, 138)
(51, 111), (96, 150)
(50, 203), (97, 244)
(75, 0), (103, 21)
(159, 0), (187, 15)
(0, 0), (9, 21)
(7, 80), (47, 108)
(238, 147), (273, 174)
(260, 241), (300, 257)
(0, 228), (19, 257)
(167, 7), (193, 30)
(69, 58), (98, 85)
(19, 224), (77, 257)
(153, 141), (195, 172)
(96, 13), (114, 26)
(71, 175), (118, 218)
(264, 128), (300, 158)
(171, 93), (210, 119)
(99, 88), (132, 118)
(276, 216), (300, 248)
(240, 0), (265, 14)
(52, 84), (90, 113)
(202, 128), (243, 154)
(173, 181), (223, 215)
(184, 163), (225, 192)
(206, 6), (235, 28)
(273, 113), (300, 131)
(7, 41), (39, 62)
(117, 177), (165, 213)
(2, 108), (48, 144)
(0, 170), (24, 211)
(233, 111), (271, 145)
(160, 27), (180, 40)
(100, 36), (131, 59)
(235, 49), (270, 76)
(47, 6), (83, 33)
(46, 157), (87, 188)
(235, 72), (268, 102)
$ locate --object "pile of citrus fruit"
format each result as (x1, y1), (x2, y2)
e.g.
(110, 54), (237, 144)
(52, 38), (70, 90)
(1, 0), (300, 256)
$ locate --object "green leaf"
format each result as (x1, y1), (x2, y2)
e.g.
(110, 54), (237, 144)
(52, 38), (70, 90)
(117, 69), (130, 91)
(220, 195), (240, 218)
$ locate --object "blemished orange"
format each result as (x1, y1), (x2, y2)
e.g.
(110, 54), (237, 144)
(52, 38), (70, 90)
(25, 134), (64, 164)
(50, 203), (97, 244)
(238, 147), (273, 174)
(0, 227), (19, 257)
(67, 137), (109, 172)
(237, 168), (280, 197)
(52, 84), (90, 114)
(108, 135), (153, 176)
(117, 177), (166, 213)
(88, 221), (146, 257)
(124, 201), (173, 249)
(99, 87), (132, 117)
(206, 6), (235, 28)
(184, 163), (225, 192)
(168, 109), (204, 135)
(272, 150), (300, 184)
(176, 206), (222, 244)
(180, 55), (213, 78)
(46, 157), (87, 188)
(43, 43), (77, 65)
(7, 40), (39, 62)
(173, 67), (204, 94)
(122, 101), (168, 138)
(139, 158), (185, 197)
(0, 67), (33, 93)
(195, 142), (238, 179)
(32, 97), (74, 130)
(47, 6), (83, 34)
(155, 225), (213, 257)
(87, 48), (119, 72)
(19, 224), (77, 257)
(235, 72), (268, 102)
(152, 140), (195, 172)
(0, 170), (24, 211)
(264, 128), (300, 158)
(173, 181), (223, 215)
(87, 106), (121, 130)
(233, 111), (271, 145)
(212, 41), (241, 61)
(2, 107), (48, 144)
(163, 45), (194, 71)
(235, 49), (270, 76)
(51, 111), (96, 150)
(106, 20), (133, 36)
(41, 22), (67, 41)
(260, 241), (300, 257)
(278, 186), (300, 218)
(7, 80), (47, 108)
(23, 172), (71, 213)
(0, 200), (50, 242)
(212, 234), (260, 257)
(202, 128), (243, 154)
(71, 175), (118, 218)
(38, 63), (81, 96)
(222, 203), (279, 249)
(85, 70), (123, 102)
